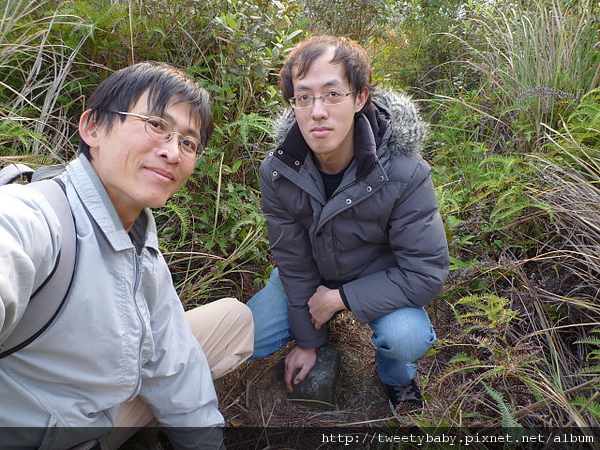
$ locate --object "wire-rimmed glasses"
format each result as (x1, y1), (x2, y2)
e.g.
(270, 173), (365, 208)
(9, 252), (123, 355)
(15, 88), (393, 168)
(289, 90), (356, 109)
(109, 111), (203, 160)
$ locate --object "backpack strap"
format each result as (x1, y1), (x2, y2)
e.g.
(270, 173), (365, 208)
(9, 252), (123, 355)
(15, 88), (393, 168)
(0, 179), (76, 358)
(0, 163), (34, 184)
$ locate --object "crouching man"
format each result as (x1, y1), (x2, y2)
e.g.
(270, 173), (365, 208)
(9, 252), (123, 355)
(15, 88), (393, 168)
(0, 61), (253, 449)
(248, 36), (449, 413)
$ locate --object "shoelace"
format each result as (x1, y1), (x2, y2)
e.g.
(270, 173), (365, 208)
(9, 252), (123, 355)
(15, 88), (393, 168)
(391, 382), (421, 402)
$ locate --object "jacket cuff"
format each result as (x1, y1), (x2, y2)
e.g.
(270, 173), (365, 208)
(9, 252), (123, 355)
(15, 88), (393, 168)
(292, 324), (328, 349)
(163, 427), (225, 450)
(339, 286), (351, 311)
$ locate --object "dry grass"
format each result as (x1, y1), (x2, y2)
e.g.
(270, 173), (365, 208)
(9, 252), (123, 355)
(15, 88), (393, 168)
(215, 237), (600, 436)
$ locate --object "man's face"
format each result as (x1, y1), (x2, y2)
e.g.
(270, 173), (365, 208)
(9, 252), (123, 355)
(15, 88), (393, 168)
(81, 91), (199, 227)
(292, 47), (367, 171)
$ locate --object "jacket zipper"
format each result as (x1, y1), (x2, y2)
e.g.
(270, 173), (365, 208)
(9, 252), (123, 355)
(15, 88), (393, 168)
(127, 252), (146, 401)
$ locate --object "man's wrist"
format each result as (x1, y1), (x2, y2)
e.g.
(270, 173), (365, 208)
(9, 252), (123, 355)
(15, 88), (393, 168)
(296, 345), (317, 353)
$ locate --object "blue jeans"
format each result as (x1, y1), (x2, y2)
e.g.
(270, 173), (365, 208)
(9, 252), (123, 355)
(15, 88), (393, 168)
(247, 268), (436, 386)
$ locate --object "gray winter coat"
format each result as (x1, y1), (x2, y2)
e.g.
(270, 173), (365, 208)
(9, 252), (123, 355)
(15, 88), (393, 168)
(259, 89), (450, 349)
(0, 156), (222, 448)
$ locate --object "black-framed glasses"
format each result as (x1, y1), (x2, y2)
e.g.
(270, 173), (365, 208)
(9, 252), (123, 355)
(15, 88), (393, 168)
(109, 111), (203, 160)
(289, 90), (356, 109)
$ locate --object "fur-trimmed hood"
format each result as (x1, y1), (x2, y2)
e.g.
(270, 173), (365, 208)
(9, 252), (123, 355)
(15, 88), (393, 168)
(272, 88), (428, 157)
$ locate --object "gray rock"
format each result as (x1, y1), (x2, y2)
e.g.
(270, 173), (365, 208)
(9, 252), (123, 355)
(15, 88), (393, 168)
(289, 346), (341, 410)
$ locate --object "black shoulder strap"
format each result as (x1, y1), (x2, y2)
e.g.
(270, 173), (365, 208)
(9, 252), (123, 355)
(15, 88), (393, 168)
(0, 179), (77, 358)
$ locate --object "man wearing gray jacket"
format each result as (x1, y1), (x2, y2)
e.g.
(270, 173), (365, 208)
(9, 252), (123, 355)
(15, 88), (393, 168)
(0, 62), (253, 448)
(247, 35), (449, 412)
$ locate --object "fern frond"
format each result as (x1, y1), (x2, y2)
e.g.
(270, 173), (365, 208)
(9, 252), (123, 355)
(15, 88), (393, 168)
(157, 196), (191, 249)
(572, 396), (600, 420)
(455, 294), (520, 329)
(218, 113), (274, 146)
(580, 365), (600, 375)
(448, 353), (478, 364)
(483, 382), (522, 428)
(574, 337), (600, 346)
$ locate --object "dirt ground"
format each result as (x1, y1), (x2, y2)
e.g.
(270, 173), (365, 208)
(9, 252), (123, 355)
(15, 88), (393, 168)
(213, 312), (403, 449)
(127, 309), (406, 449)
(215, 310), (394, 428)
(213, 297), (460, 431)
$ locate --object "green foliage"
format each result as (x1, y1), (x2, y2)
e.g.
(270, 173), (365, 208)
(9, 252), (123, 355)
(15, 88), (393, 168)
(551, 88), (600, 153)
(155, 190), (193, 250)
(0, 120), (46, 157)
(574, 330), (600, 375)
(447, 352), (481, 374)
(370, 0), (472, 91)
(448, 352), (477, 365)
(445, 293), (525, 374)
(427, 95), (549, 269)
(206, 180), (266, 259)
(154, 148), (269, 302)
(483, 383), (522, 428)
(454, 0), (600, 151)
(57, 0), (182, 67)
(0, 0), (91, 160)
(451, 294), (521, 331)
(205, 0), (303, 118)
(301, 0), (389, 42)
(571, 396), (600, 421)
(185, 0), (303, 223)
(210, 112), (275, 174)
(218, 113), (273, 147)
(534, 89), (600, 316)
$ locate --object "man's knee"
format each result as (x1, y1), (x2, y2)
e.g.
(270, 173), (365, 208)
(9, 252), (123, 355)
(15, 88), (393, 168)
(219, 297), (254, 330)
(186, 297), (254, 353)
(372, 308), (436, 362)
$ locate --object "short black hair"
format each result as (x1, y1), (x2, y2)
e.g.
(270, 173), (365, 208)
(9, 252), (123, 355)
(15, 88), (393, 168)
(79, 61), (213, 158)
(279, 35), (373, 106)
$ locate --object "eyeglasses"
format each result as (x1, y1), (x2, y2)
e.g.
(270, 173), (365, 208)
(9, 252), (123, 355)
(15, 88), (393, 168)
(109, 111), (203, 160)
(289, 90), (356, 109)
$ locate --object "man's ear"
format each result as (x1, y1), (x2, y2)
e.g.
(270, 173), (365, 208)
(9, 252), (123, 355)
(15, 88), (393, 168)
(355, 87), (370, 112)
(79, 109), (101, 147)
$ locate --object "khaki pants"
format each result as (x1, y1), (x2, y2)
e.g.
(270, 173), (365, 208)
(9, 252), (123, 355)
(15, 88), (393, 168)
(103, 297), (253, 449)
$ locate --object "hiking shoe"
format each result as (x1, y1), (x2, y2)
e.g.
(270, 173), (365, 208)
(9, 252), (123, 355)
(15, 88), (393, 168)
(385, 379), (423, 410)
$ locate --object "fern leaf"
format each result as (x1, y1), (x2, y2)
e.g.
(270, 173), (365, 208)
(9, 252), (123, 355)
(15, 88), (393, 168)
(483, 383), (522, 428)
(572, 396), (600, 420)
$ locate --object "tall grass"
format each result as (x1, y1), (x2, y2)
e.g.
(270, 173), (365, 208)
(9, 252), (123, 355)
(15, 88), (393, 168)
(0, 0), (92, 161)
(409, 0), (600, 431)
(533, 89), (600, 312)
(455, 0), (600, 151)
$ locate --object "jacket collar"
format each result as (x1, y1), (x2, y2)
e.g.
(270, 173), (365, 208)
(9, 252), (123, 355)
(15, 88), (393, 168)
(67, 155), (159, 253)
